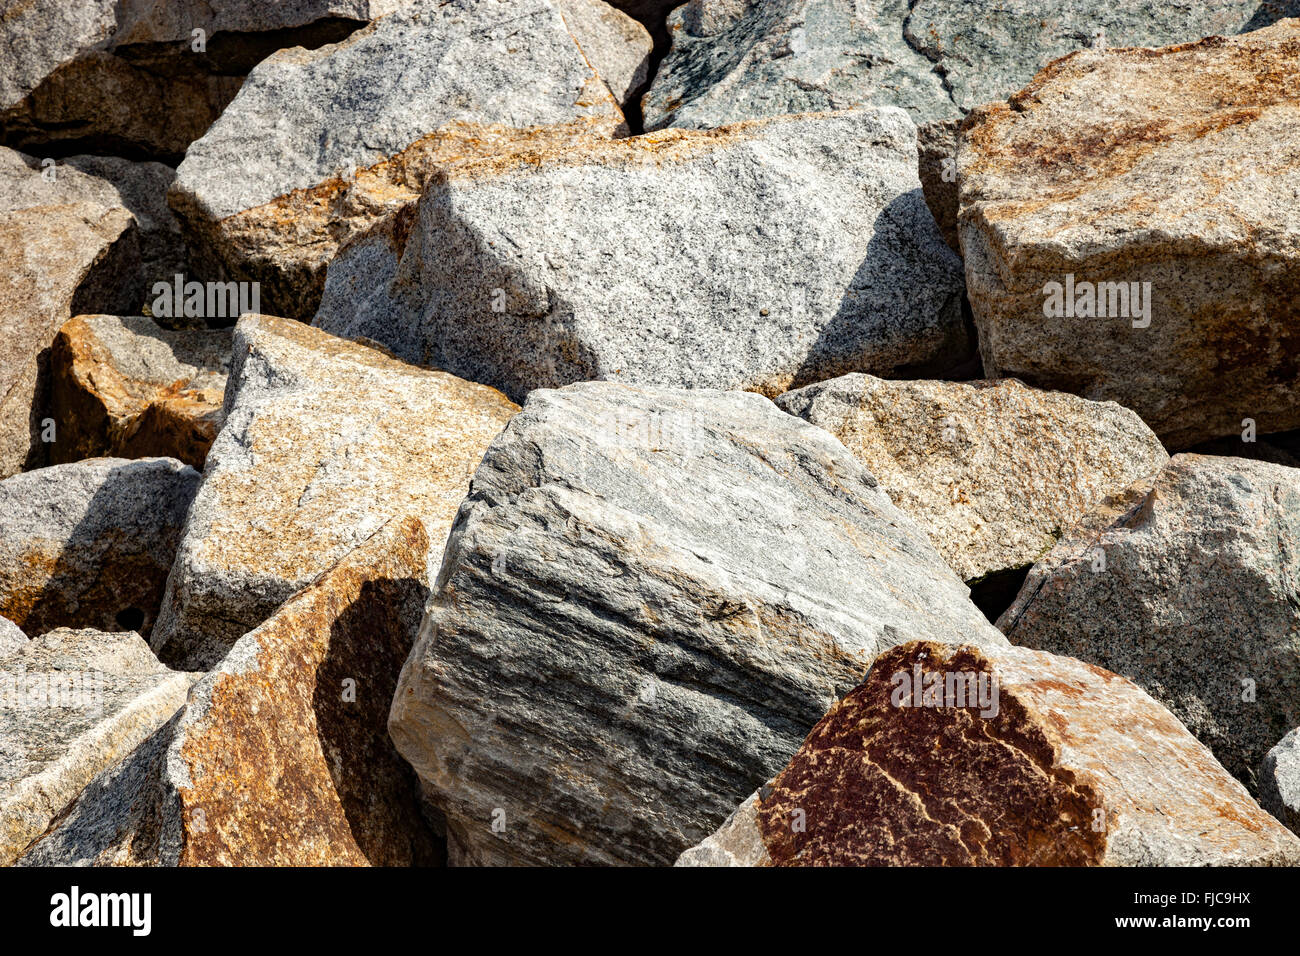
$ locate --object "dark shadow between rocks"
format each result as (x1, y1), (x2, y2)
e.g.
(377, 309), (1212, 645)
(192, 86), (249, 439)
(969, 565), (1032, 625)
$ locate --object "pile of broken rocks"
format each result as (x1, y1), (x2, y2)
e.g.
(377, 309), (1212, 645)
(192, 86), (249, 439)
(2, 0), (1300, 868)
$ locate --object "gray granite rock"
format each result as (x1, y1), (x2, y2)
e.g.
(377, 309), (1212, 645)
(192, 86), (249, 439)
(0, 458), (201, 639)
(170, 0), (628, 319)
(388, 381), (1007, 866)
(0, 628), (197, 866)
(1000, 454), (1300, 792)
(315, 108), (969, 403)
(0, 617), (25, 661)
(559, 0), (654, 108)
(1260, 728), (1300, 836)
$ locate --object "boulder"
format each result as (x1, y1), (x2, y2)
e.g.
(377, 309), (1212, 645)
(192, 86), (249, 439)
(559, 0), (653, 108)
(151, 314), (517, 670)
(18, 516), (441, 866)
(50, 315), (230, 469)
(0, 617), (25, 660)
(170, 0), (629, 319)
(0, 628), (197, 866)
(388, 381), (1007, 866)
(0, 458), (201, 639)
(676, 641), (1300, 866)
(1260, 729), (1300, 836)
(775, 375), (1168, 584)
(315, 108), (970, 403)
(1000, 454), (1300, 790)
(959, 22), (1300, 448)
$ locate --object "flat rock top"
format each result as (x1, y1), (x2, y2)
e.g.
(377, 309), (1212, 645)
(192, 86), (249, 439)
(0, 0), (117, 107)
(959, 20), (1300, 262)
(109, 0), (384, 46)
(174, 0), (625, 220)
(64, 314), (230, 398)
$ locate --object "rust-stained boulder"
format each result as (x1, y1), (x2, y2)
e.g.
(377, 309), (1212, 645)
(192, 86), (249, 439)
(0, 458), (200, 639)
(18, 516), (441, 866)
(677, 641), (1300, 866)
(0, 628), (197, 867)
(958, 21), (1300, 449)
(50, 315), (230, 469)
(151, 314), (518, 670)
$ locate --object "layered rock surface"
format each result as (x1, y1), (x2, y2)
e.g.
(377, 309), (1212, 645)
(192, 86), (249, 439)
(1260, 728), (1300, 836)
(776, 375), (1169, 583)
(316, 108), (969, 402)
(151, 314), (517, 670)
(0, 458), (200, 638)
(0, 628), (197, 866)
(1000, 454), (1300, 790)
(959, 22), (1300, 448)
(19, 516), (441, 866)
(170, 0), (629, 318)
(50, 315), (230, 469)
(676, 641), (1300, 866)
(389, 381), (1007, 866)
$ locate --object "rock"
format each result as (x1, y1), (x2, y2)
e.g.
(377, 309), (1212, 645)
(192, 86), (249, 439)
(604, 0), (680, 47)
(0, 156), (141, 476)
(917, 119), (961, 253)
(18, 516), (441, 866)
(0, 628), (197, 866)
(959, 22), (1300, 449)
(315, 108), (970, 403)
(151, 314), (517, 670)
(775, 375), (1169, 584)
(999, 454), (1300, 790)
(0, 458), (201, 639)
(388, 381), (1007, 866)
(559, 0), (653, 108)
(1260, 729), (1300, 835)
(0, 617), (25, 660)
(676, 641), (1300, 866)
(50, 315), (230, 469)
(170, 0), (629, 319)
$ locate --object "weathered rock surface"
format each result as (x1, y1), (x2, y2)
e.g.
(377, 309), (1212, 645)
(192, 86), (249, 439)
(676, 641), (1300, 866)
(170, 0), (628, 319)
(388, 381), (1007, 866)
(776, 375), (1169, 584)
(559, 0), (653, 108)
(0, 157), (141, 477)
(1260, 728), (1300, 836)
(19, 516), (441, 866)
(1000, 454), (1300, 790)
(50, 315), (230, 469)
(959, 22), (1300, 449)
(316, 108), (969, 402)
(0, 458), (200, 639)
(151, 314), (517, 670)
(0, 617), (25, 661)
(0, 628), (197, 866)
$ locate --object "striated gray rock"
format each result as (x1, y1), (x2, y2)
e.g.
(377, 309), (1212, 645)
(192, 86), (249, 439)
(677, 641), (1300, 866)
(775, 375), (1169, 584)
(388, 381), (1007, 866)
(0, 628), (197, 866)
(1260, 728), (1300, 836)
(151, 314), (517, 670)
(316, 108), (969, 403)
(0, 617), (25, 661)
(559, 0), (654, 108)
(1000, 454), (1300, 791)
(959, 22), (1300, 448)
(170, 0), (628, 319)
(0, 458), (201, 639)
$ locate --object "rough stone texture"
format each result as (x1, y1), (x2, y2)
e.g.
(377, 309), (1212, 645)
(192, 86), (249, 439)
(0, 458), (200, 640)
(559, 0), (653, 108)
(677, 641), (1300, 866)
(388, 381), (1007, 866)
(0, 628), (197, 866)
(1260, 728), (1300, 835)
(1000, 454), (1300, 791)
(959, 22), (1300, 449)
(18, 516), (441, 866)
(0, 160), (141, 477)
(50, 315), (230, 469)
(776, 375), (1169, 584)
(917, 118), (961, 253)
(316, 109), (969, 403)
(151, 314), (518, 670)
(170, 0), (628, 319)
(605, 0), (680, 47)
(0, 617), (25, 661)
